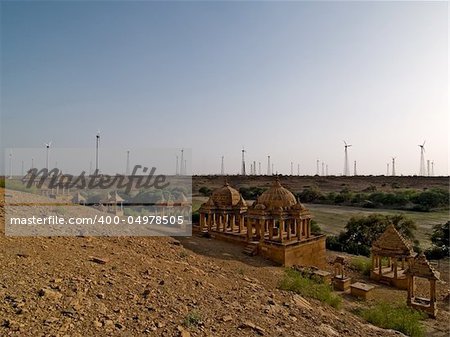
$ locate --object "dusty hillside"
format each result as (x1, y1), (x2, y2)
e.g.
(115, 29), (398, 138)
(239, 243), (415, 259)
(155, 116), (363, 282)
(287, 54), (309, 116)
(0, 188), (419, 336)
(193, 175), (449, 194)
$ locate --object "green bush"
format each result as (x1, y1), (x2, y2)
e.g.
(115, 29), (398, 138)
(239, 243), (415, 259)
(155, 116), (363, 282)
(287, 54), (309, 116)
(184, 310), (202, 327)
(198, 186), (212, 197)
(239, 186), (266, 200)
(279, 269), (341, 308)
(326, 214), (416, 257)
(350, 257), (372, 276)
(297, 187), (323, 203)
(356, 302), (426, 337)
(425, 221), (449, 259)
(0, 177), (5, 188)
(310, 220), (322, 234)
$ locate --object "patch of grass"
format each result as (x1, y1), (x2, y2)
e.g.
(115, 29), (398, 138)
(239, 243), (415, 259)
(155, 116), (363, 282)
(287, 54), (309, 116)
(179, 251), (189, 258)
(351, 256), (372, 276)
(279, 268), (341, 308)
(184, 310), (202, 327)
(356, 302), (426, 337)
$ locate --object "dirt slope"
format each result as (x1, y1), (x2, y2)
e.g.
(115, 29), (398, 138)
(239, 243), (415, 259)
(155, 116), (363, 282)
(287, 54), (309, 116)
(1, 188), (404, 337)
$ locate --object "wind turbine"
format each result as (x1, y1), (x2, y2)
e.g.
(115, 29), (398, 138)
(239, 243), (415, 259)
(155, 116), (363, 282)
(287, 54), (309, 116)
(44, 141), (52, 170)
(241, 147), (246, 175)
(221, 156), (224, 175)
(267, 156), (271, 175)
(391, 157), (396, 176)
(343, 141), (352, 176)
(418, 141), (426, 176)
(95, 130), (100, 174)
(8, 150), (13, 178)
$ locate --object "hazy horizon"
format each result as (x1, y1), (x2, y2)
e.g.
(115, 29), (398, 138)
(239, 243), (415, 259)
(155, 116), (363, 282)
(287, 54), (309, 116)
(1, 1), (448, 176)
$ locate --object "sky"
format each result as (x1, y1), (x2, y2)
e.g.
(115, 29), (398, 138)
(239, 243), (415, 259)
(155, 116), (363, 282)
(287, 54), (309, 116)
(1, 1), (448, 176)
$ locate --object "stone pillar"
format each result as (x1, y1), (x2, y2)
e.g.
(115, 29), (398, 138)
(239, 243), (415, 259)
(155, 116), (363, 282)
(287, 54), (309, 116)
(239, 215), (244, 233)
(407, 276), (412, 305)
(246, 218), (252, 241)
(285, 220), (290, 240)
(199, 213), (205, 231)
(393, 258), (398, 279)
(230, 214), (235, 232)
(269, 219), (274, 240)
(296, 219), (301, 241)
(259, 219), (264, 242)
(430, 279), (436, 305)
(280, 219), (285, 243)
(378, 256), (382, 276)
(307, 219), (311, 238)
(224, 214), (229, 232)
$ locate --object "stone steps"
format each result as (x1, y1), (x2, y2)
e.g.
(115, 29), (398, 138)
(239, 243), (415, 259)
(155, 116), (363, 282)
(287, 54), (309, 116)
(243, 242), (259, 256)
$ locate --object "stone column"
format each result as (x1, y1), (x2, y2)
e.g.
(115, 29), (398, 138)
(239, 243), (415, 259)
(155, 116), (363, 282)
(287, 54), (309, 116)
(230, 214), (235, 232)
(430, 279), (436, 305)
(296, 219), (301, 241)
(269, 219), (274, 240)
(259, 219), (264, 242)
(287, 219), (291, 240)
(239, 215), (244, 233)
(393, 258), (398, 279)
(307, 219), (311, 238)
(378, 256), (382, 276)
(246, 218), (252, 241)
(280, 219), (285, 243)
(407, 276), (412, 305)
(199, 213), (205, 231)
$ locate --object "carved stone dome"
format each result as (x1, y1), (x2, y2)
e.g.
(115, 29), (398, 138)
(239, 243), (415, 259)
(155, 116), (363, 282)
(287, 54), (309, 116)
(211, 182), (241, 207)
(257, 179), (297, 210)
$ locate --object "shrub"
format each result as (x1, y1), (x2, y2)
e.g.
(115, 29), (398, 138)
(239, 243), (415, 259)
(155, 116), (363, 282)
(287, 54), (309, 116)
(0, 177), (5, 188)
(297, 187), (323, 203)
(198, 186), (212, 196)
(350, 257), (372, 276)
(184, 310), (202, 327)
(239, 186), (266, 200)
(191, 211), (200, 224)
(356, 302), (426, 337)
(310, 220), (322, 234)
(425, 221), (449, 259)
(279, 269), (341, 308)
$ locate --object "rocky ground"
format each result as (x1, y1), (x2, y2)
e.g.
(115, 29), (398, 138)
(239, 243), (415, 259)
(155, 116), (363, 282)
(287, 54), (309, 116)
(0, 188), (448, 337)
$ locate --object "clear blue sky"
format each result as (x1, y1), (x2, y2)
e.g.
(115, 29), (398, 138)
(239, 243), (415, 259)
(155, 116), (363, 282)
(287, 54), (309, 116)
(1, 1), (448, 175)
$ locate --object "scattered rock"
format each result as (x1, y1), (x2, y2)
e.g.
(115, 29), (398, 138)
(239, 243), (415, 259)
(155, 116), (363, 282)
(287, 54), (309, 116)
(222, 315), (233, 322)
(90, 257), (109, 264)
(239, 321), (266, 335)
(38, 288), (62, 300)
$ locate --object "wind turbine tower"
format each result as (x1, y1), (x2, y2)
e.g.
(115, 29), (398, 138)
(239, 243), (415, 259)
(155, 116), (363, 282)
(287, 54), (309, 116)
(291, 162), (293, 176)
(431, 161), (435, 176)
(8, 151), (12, 178)
(386, 163), (389, 176)
(241, 148), (246, 175)
(326, 164), (329, 176)
(180, 149), (184, 176)
(316, 159), (319, 175)
(343, 141), (352, 176)
(297, 164), (300, 176)
(45, 141), (52, 171)
(95, 130), (100, 173)
(353, 161), (357, 176)
(418, 141), (426, 176)
(427, 160), (430, 177)
(391, 157), (396, 176)
(221, 156), (224, 175)
(126, 150), (130, 176)
(258, 162), (261, 175)
(267, 156), (271, 175)
(321, 162), (324, 176)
